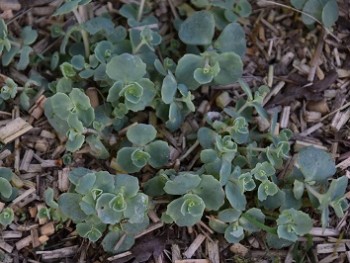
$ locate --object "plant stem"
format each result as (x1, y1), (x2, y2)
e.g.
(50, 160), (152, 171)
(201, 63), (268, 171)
(237, 102), (250, 114)
(180, 140), (200, 161)
(241, 213), (277, 235)
(304, 184), (323, 200)
(137, 0), (146, 22)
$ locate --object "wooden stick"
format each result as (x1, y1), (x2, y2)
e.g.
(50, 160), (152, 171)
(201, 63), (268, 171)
(183, 234), (206, 259)
(0, 117), (33, 144)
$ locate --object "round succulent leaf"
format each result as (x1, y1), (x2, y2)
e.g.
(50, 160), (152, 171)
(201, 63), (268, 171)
(161, 72), (177, 104)
(70, 88), (92, 111)
(106, 53), (146, 82)
(234, 0), (252, 17)
(21, 26), (38, 46)
(96, 193), (123, 224)
(127, 123), (157, 146)
(166, 102), (184, 132)
(179, 11), (215, 45)
(192, 174), (225, 211)
(44, 93), (73, 120)
(296, 146), (336, 183)
(60, 62), (76, 78)
(213, 52), (243, 85)
(280, 189), (302, 211)
(175, 54), (204, 90)
(131, 149), (150, 168)
(58, 193), (87, 222)
(56, 77), (73, 93)
(94, 171), (115, 193)
(114, 174), (140, 198)
(66, 132), (85, 152)
(67, 112), (84, 133)
(116, 147), (142, 173)
(252, 162), (276, 181)
(145, 140), (170, 168)
(0, 177), (12, 199)
(109, 193), (127, 212)
(86, 135), (110, 159)
(71, 55), (85, 70)
(276, 208), (313, 241)
(121, 82), (143, 104)
(301, 0), (323, 25)
(239, 208), (265, 233)
(44, 188), (58, 209)
(68, 167), (92, 185)
(293, 180), (304, 200)
(225, 180), (246, 211)
(76, 223), (103, 242)
(208, 217), (228, 233)
(102, 231), (135, 253)
(257, 180), (279, 201)
(214, 23), (246, 56)
(322, 0), (338, 28)
(266, 233), (294, 249)
(218, 208), (242, 223)
(16, 46), (33, 70)
(291, 0), (307, 9)
(193, 67), (214, 84)
(224, 223), (244, 243)
(94, 41), (113, 63)
(0, 208), (14, 226)
(75, 172), (96, 195)
(143, 174), (169, 197)
(197, 127), (218, 149)
(166, 194), (205, 226)
(200, 149), (218, 163)
(124, 193), (149, 224)
(121, 215), (150, 235)
(238, 172), (256, 192)
(80, 194), (96, 215)
(164, 173), (201, 195)
(107, 81), (123, 103)
(125, 78), (156, 112)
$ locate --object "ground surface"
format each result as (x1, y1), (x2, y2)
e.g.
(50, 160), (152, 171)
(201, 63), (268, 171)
(0, 0), (350, 262)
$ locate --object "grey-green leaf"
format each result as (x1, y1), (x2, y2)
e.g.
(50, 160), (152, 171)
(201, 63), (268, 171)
(127, 123), (157, 146)
(106, 53), (146, 82)
(179, 11), (215, 45)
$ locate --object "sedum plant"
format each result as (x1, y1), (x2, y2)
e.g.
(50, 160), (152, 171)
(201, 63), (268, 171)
(290, 0), (339, 28)
(45, 168), (149, 253)
(112, 123), (170, 173)
(15, 0), (344, 256)
(0, 168), (18, 227)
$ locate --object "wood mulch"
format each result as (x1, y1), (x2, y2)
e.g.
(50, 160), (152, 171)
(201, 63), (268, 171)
(0, 0), (350, 262)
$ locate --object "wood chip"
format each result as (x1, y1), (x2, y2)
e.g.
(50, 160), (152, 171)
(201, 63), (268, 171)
(15, 235), (32, 250)
(206, 239), (219, 263)
(20, 149), (34, 172)
(229, 243), (249, 257)
(280, 106), (290, 128)
(299, 123), (323, 136)
(107, 251), (132, 261)
(309, 228), (340, 236)
(330, 109), (350, 131)
(0, 0), (21, 11)
(0, 118), (33, 144)
(0, 241), (14, 253)
(172, 244), (182, 262)
(316, 243), (346, 254)
(183, 234), (206, 259)
(40, 222), (55, 236)
(336, 156), (350, 170)
(10, 188), (36, 207)
(0, 149), (11, 160)
(2, 231), (22, 239)
(58, 168), (70, 192)
(36, 245), (79, 260)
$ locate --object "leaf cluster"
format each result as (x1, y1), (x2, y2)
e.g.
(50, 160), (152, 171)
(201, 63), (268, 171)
(290, 0), (338, 28)
(44, 168), (149, 253)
